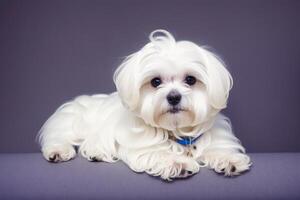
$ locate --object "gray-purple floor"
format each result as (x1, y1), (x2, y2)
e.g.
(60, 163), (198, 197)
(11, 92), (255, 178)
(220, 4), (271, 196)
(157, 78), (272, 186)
(0, 153), (299, 200)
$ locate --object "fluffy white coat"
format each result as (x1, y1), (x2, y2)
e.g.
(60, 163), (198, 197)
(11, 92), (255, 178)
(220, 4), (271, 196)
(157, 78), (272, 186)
(38, 30), (251, 180)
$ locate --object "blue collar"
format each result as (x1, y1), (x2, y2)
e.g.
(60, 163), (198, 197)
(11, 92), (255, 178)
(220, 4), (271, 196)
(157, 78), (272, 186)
(176, 135), (202, 146)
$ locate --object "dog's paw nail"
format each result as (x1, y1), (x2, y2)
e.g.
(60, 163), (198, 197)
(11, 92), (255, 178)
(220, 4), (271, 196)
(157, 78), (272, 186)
(180, 169), (194, 177)
(48, 154), (58, 162)
(90, 157), (99, 162)
(231, 166), (236, 172)
(220, 168), (225, 172)
(112, 157), (118, 161)
(180, 170), (186, 176)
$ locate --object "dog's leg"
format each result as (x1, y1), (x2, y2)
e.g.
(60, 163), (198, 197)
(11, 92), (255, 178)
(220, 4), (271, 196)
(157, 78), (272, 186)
(200, 150), (251, 176)
(119, 142), (200, 181)
(38, 95), (103, 163)
(195, 117), (252, 176)
(79, 131), (119, 163)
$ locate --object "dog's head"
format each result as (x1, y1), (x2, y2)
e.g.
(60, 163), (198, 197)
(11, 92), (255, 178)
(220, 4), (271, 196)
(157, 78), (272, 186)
(114, 30), (232, 132)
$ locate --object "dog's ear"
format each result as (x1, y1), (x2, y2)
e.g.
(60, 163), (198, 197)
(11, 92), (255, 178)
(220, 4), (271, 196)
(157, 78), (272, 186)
(114, 30), (175, 111)
(200, 48), (233, 109)
(113, 53), (141, 111)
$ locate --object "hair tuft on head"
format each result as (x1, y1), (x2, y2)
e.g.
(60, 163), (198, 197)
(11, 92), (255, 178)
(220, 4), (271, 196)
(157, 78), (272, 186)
(149, 29), (176, 46)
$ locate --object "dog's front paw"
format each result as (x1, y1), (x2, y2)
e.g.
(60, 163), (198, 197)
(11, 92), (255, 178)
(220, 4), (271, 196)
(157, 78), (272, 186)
(42, 145), (76, 163)
(177, 159), (200, 179)
(201, 153), (251, 176)
(146, 157), (200, 181)
(80, 145), (105, 162)
(79, 142), (118, 162)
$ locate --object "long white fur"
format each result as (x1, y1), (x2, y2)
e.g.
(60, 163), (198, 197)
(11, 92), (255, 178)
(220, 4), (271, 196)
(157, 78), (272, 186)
(38, 29), (251, 180)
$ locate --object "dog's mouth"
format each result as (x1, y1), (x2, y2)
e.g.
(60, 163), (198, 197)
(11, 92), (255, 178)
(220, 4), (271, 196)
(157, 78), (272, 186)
(166, 107), (185, 114)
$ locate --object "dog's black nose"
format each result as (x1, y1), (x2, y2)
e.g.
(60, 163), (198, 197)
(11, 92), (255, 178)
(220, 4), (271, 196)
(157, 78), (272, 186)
(167, 90), (182, 106)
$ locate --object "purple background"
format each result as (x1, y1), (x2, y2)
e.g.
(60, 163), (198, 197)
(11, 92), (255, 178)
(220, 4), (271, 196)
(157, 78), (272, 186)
(0, 0), (299, 153)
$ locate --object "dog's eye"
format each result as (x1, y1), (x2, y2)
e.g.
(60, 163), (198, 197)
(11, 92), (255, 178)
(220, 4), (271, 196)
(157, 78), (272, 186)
(185, 75), (196, 86)
(151, 77), (162, 88)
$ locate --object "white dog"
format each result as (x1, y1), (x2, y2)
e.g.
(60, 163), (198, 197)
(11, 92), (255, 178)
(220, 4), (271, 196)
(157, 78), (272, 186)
(38, 30), (251, 180)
